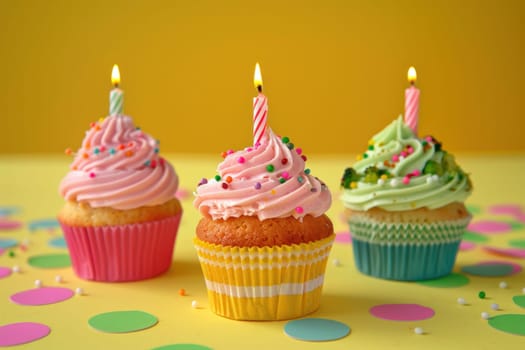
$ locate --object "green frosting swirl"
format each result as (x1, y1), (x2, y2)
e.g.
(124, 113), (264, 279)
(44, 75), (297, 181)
(341, 116), (472, 211)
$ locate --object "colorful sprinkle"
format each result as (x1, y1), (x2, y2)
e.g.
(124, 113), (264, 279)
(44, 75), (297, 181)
(304, 169), (311, 175)
(266, 164), (275, 172)
(350, 182), (357, 189)
(281, 158), (288, 165)
(150, 160), (157, 168)
(479, 291), (486, 299)
(295, 207), (304, 214)
(403, 176), (410, 185)
(301, 155), (307, 162)
(279, 178), (286, 184)
(225, 176), (233, 183)
(221, 183), (228, 189)
(281, 171), (290, 179)
(297, 176), (304, 183)
(237, 157), (245, 164)
(254, 182), (262, 190)
(363, 153), (368, 159)
(82, 153), (89, 159)
(125, 151), (133, 157)
(178, 289), (186, 296)
(109, 148), (116, 155)
(287, 143), (295, 150)
(144, 160), (151, 167)
(198, 178), (208, 186)
(221, 151), (227, 158)
(271, 189), (276, 195)
(296, 148), (302, 155)
(154, 148), (159, 153)
(392, 155), (399, 162)
(89, 172), (96, 178)
(64, 148), (72, 155)
(214, 175), (221, 181)
(282, 136), (290, 144)
(118, 144), (125, 150)
(356, 155), (363, 160)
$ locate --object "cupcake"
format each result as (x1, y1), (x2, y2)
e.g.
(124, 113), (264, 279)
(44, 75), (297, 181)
(341, 116), (472, 281)
(193, 128), (334, 320)
(58, 114), (182, 282)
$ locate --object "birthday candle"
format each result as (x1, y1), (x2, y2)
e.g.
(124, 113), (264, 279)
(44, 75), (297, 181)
(404, 66), (420, 134)
(110, 64), (123, 116)
(253, 63), (268, 145)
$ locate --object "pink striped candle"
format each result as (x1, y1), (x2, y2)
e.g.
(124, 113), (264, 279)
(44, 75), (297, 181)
(253, 63), (268, 145)
(404, 66), (420, 134)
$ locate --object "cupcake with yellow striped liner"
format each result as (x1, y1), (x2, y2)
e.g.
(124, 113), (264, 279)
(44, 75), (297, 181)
(341, 116), (473, 281)
(193, 128), (334, 321)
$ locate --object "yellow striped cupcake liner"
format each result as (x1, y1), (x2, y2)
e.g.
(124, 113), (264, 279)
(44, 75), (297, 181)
(194, 234), (335, 321)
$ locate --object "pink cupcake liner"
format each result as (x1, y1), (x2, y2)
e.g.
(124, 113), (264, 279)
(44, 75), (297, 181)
(59, 213), (182, 282)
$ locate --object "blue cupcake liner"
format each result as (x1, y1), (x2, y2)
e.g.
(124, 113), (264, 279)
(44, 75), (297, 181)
(349, 217), (470, 281)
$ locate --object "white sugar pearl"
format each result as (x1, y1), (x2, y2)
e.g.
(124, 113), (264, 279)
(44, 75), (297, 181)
(34, 280), (42, 288)
(55, 275), (63, 283)
(390, 179), (399, 187)
(191, 300), (199, 309)
(481, 312), (490, 320)
(457, 297), (466, 305)
(426, 177), (433, 184)
(491, 303), (499, 310)
(377, 179), (385, 186)
(499, 281), (508, 289)
(432, 174), (440, 182)
(12, 265), (20, 273)
(75, 287), (84, 296)
(414, 327), (424, 335)
(332, 258), (341, 267)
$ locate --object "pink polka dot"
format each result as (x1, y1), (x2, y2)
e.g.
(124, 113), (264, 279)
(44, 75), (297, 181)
(0, 219), (22, 231)
(335, 231), (352, 244)
(488, 204), (523, 216)
(482, 246), (525, 259)
(0, 266), (12, 279)
(10, 287), (74, 306)
(0, 322), (50, 346)
(468, 220), (512, 234)
(515, 213), (525, 224)
(459, 241), (476, 251)
(370, 304), (435, 321)
(175, 188), (191, 200)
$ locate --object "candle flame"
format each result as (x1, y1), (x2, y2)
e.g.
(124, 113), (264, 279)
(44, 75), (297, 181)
(407, 66), (417, 84)
(254, 63), (263, 91)
(111, 64), (121, 86)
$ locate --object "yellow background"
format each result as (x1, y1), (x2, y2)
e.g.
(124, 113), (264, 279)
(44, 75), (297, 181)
(1, 0), (524, 155)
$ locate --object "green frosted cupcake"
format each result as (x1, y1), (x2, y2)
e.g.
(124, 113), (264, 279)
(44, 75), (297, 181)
(341, 116), (473, 281)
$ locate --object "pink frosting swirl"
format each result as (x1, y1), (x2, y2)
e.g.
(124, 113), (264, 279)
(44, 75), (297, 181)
(59, 115), (178, 210)
(194, 128), (332, 220)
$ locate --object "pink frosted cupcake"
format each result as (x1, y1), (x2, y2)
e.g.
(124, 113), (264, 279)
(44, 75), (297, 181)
(58, 114), (182, 282)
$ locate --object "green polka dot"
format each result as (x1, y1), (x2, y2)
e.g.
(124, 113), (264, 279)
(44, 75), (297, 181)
(462, 263), (514, 277)
(508, 239), (525, 249)
(28, 254), (71, 268)
(416, 273), (470, 288)
(488, 314), (525, 336)
(466, 204), (482, 215)
(152, 345), (213, 350)
(462, 231), (489, 243)
(89, 310), (158, 333)
(509, 221), (525, 231)
(512, 295), (525, 308)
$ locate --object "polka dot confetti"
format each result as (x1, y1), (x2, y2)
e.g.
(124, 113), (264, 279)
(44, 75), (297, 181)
(48, 237), (67, 249)
(284, 318), (350, 342)
(482, 246), (525, 259)
(0, 238), (18, 249)
(28, 253), (71, 269)
(0, 322), (50, 346)
(335, 231), (352, 244)
(0, 266), (12, 279)
(512, 295), (525, 308)
(0, 206), (20, 217)
(487, 314), (525, 336)
(88, 310), (158, 333)
(28, 218), (59, 232)
(508, 239), (525, 249)
(468, 220), (512, 235)
(459, 241), (476, 251)
(488, 204), (523, 216)
(10, 287), (74, 306)
(0, 219), (22, 231)
(461, 261), (520, 277)
(416, 272), (470, 288)
(152, 344), (213, 350)
(462, 231), (489, 243)
(369, 304), (435, 321)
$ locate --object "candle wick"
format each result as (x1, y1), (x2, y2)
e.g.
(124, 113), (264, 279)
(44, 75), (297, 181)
(114, 83), (119, 88)
(410, 81), (415, 86)
(257, 85), (262, 93)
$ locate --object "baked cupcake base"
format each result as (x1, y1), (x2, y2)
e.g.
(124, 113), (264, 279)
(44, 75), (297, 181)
(60, 214), (182, 282)
(194, 234), (335, 320)
(347, 203), (471, 281)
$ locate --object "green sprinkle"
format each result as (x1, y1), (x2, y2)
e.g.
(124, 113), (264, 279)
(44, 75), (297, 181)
(279, 178), (286, 184)
(297, 176), (304, 183)
(8, 250), (15, 258)
(368, 145), (374, 151)
(287, 142), (294, 150)
(214, 175), (221, 181)
(479, 291), (486, 299)
(304, 168), (311, 175)
(266, 164), (275, 172)
(282, 136), (290, 144)
(363, 153), (368, 158)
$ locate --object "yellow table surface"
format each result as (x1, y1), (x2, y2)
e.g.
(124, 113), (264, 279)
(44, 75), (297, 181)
(1, 154), (525, 349)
